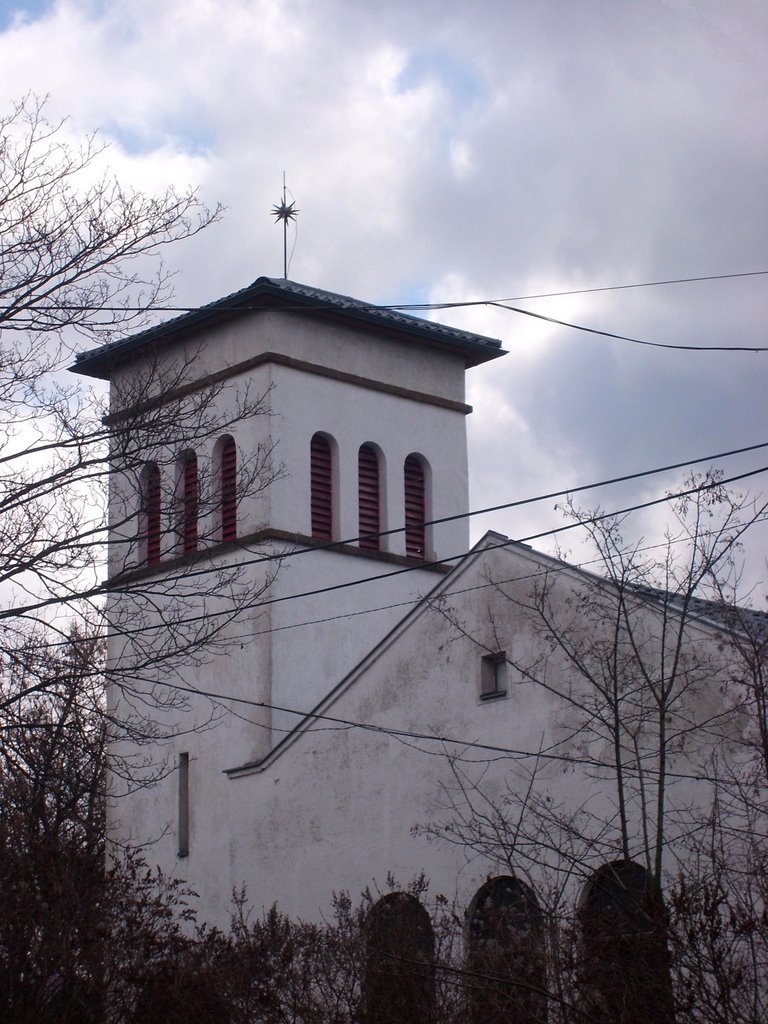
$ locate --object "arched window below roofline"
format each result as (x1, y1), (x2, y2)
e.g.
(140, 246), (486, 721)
(363, 892), (436, 1024)
(404, 452), (430, 558)
(310, 432), (336, 541)
(214, 434), (238, 543)
(358, 441), (385, 551)
(139, 461), (161, 566)
(177, 449), (199, 555)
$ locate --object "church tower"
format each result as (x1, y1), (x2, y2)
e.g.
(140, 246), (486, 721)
(73, 277), (505, 890)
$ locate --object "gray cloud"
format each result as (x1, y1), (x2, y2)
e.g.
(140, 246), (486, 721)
(1, 0), (766, 592)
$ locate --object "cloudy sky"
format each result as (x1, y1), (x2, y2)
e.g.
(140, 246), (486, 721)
(1, 0), (766, 595)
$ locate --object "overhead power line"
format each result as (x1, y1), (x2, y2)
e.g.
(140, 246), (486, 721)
(89, 502), (767, 659)
(237, 463), (768, 612)
(10, 269), (767, 352)
(211, 524), (754, 650)
(9, 442), (768, 628)
(37, 519), (750, 657)
(10, 268), (767, 316)
(451, 269), (768, 303)
(489, 301), (768, 353)
(136, 670), (748, 786)
(152, 439), (768, 589)
(101, 461), (768, 639)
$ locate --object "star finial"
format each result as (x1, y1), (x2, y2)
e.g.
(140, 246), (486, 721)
(271, 198), (299, 225)
(271, 175), (299, 278)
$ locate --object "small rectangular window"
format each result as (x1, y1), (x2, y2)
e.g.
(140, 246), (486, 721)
(178, 752), (189, 857)
(480, 652), (508, 700)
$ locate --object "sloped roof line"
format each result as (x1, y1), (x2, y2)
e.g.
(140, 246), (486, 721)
(224, 530), (508, 777)
(224, 532), (767, 777)
(72, 275), (505, 378)
(632, 584), (768, 639)
(489, 541), (768, 638)
(490, 537), (768, 638)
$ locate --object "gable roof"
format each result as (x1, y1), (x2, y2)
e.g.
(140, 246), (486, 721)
(72, 276), (506, 379)
(224, 531), (768, 777)
(225, 529), (509, 778)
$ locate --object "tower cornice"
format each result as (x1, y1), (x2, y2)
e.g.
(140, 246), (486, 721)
(72, 276), (506, 380)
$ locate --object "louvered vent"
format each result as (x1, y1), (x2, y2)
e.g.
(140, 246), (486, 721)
(181, 453), (198, 554)
(404, 455), (426, 557)
(311, 434), (333, 540)
(220, 436), (237, 542)
(143, 463), (161, 566)
(358, 444), (380, 550)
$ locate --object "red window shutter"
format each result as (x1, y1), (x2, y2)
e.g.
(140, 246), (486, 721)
(182, 454), (198, 554)
(311, 434), (333, 540)
(404, 455), (425, 557)
(144, 463), (161, 566)
(220, 437), (237, 542)
(358, 444), (380, 550)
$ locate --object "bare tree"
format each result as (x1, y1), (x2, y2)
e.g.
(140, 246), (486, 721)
(0, 95), (279, 769)
(0, 94), (215, 340)
(419, 475), (768, 1022)
(0, 626), (105, 1022)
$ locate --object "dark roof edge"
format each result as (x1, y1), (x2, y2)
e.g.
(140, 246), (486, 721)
(72, 276), (506, 379)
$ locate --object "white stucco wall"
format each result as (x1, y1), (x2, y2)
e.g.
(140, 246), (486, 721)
(266, 359), (469, 559)
(115, 537), (745, 929)
(104, 299), (484, 893)
(100, 297), (750, 939)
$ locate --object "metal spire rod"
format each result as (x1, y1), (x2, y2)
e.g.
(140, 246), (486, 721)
(271, 173), (299, 279)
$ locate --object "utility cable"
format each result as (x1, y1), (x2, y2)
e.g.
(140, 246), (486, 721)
(88, 464), (768, 653)
(489, 301), (768, 352)
(17, 268), (768, 315)
(127, 670), (750, 786)
(239, 463), (768, 610)
(33, 522), (751, 656)
(22, 454), (761, 632)
(244, 530), (754, 639)
(125, 439), (768, 591)
(427, 269), (768, 304)
(8, 445), (768, 633)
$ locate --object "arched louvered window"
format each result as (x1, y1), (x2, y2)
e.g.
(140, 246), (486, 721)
(466, 876), (546, 1024)
(404, 454), (426, 557)
(364, 893), (435, 1024)
(219, 435), (237, 543)
(358, 444), (380, 550)
(579, 861), (673, 1024)
(140, 462), (161, 566)
(310, 433), (333, 540)
(179, 451), (198, 555)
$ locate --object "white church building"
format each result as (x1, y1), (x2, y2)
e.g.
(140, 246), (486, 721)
(72, 276), (753, 945)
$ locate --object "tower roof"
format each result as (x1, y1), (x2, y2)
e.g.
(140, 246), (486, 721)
(72, 276), (506, 379)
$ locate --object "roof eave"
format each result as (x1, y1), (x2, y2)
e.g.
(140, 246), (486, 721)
(71, 277), (506, 379)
